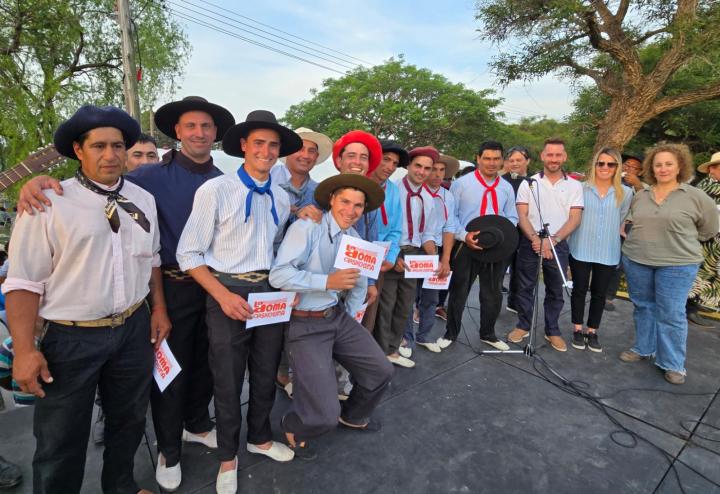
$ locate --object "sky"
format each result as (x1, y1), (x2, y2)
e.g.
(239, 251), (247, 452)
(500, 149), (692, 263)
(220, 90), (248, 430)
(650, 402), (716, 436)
(164, 0), (578, 126)
(161, 0), (580, 179)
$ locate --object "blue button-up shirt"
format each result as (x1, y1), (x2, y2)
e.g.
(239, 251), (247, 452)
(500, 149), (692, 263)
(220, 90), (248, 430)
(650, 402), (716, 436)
(270, 213), (367, 315)
(568, 183), (632, 266)
(376, 180), (402, 264)
(270, 164), (317, 213)
(425, 185), (459, 246)
(450, 171), (518, 242)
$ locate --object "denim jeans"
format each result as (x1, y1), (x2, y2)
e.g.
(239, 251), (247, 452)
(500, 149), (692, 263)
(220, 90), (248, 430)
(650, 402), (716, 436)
(622, 256), (699, 374)
(404, 282), (438, 347)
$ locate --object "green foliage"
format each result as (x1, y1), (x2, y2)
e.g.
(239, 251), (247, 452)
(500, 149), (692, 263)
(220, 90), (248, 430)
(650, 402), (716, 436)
(282, 57), (504, 161)
(0, 0), (190, 176)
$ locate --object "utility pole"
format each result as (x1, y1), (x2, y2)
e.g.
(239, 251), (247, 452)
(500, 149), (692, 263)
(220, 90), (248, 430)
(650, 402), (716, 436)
(116, 0), (141, 121)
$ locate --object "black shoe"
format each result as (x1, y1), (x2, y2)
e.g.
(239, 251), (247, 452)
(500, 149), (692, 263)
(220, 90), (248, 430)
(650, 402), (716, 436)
(0, 456), (22, 488)
(586, 332), (602, 353)
(687, 311), (715, 328)
(501, 285), (508, 294)
(571, 331), (586, 350)
(604, 300), (615, 312)
(289, 441), (317, 461)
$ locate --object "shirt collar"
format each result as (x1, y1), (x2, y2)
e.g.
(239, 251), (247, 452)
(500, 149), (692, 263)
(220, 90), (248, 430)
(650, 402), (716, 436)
(165, 148), (215, 175)
(326, 212), (346, 238)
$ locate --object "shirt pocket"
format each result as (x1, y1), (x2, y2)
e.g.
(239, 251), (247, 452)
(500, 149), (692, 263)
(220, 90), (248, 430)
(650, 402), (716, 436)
(129, 220), (154, 259)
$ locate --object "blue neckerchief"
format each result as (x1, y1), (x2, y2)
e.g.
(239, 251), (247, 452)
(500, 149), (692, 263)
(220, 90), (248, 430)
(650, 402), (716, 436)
(236, 165), (278, 225)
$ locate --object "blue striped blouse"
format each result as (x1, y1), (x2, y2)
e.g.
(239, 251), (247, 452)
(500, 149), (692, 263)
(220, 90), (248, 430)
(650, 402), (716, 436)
(568, 183), (632, 266)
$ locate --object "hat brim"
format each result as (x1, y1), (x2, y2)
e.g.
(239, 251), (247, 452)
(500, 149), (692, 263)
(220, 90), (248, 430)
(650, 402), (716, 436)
(698, 160), (720, 174)
(332, 131), (383, 175)
(154, 100), (235, 142)
(382, 145), (410, 168)
(222, 122), (303, 158)
(464, 215), (519, 263)
(314, 174), (385, 213)
(281, 130), (333, 164)
(54, 106), (141, 160)
(439, 155), (460, 179)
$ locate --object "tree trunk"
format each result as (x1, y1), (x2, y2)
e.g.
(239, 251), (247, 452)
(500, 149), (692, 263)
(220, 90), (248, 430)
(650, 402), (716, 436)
(594, 90), (659, 153)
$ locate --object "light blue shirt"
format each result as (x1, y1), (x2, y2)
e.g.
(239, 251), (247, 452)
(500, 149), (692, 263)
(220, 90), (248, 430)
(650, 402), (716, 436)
(270, 213), (367, 315)
(568, 183), (632, 266)
(425, 185), (459, 246)
(376, 180), (402, 264)
(270, 164), (317, 212)
(450, 171), (518, 242)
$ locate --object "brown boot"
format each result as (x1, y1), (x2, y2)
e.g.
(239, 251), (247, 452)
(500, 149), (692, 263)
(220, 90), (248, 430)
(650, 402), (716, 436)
(544, 335), (567, 352)
(619, 350), (647, 362)
(664, 371), (685, 385)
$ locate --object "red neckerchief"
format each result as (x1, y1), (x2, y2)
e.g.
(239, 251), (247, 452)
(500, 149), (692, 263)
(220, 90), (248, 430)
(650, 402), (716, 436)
(475, 169), (500, 215)
(423, 184), (447, 220)
(402, 176), (425, 242)
(380, 182), (388, 225)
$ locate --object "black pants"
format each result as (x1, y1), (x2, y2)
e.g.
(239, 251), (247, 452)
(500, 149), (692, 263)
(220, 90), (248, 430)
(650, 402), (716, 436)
(569, 256), (616, 330)
(150, 279), (214, 467)
(375, 247), (424, 354)
(445, 243), (506, 341)
(34, 306), (153, 494)
(206, 280), (284, 462)
(515, 237), (570, 336)
(506, 248), (520, 309)
(282, 306), (393, 442)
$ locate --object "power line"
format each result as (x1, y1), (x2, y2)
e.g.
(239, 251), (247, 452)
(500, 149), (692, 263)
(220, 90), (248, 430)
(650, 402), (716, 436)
(200, 0), (374, 67)
(177, 0), (369, 69)
(167, 1), (360, 71)
(168, 9), (348, 75)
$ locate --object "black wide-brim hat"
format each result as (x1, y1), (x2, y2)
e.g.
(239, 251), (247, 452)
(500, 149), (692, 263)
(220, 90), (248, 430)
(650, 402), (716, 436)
(621, 151), (644, 163)
(222, 110), (303, 158)
(154, 96), (235, 142)
(54, 105), (141, 160)
(379, 139), (409, 168)
(314, 174), (385, 213)
(465, 215), (519, 263)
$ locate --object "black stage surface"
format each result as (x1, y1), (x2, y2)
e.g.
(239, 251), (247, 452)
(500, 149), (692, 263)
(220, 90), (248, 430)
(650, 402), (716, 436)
(1, 284), (719, 493)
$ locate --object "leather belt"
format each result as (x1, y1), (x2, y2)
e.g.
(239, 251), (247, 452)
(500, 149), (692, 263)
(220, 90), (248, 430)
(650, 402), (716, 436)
(212, 270), (269, 283)
(292, 307), (335, 318)
(52, 299), (146, 328)
(161, 265), (193, 281)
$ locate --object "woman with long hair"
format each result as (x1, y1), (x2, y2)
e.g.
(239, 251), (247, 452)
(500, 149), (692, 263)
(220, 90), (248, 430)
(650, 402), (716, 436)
(620, 143), (718, 384)
(568, 148), (632, 352)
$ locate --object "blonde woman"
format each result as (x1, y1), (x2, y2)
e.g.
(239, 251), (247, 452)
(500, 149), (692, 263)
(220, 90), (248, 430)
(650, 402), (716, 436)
(568, 148), (632, 352)
(620, 144), (718, 384)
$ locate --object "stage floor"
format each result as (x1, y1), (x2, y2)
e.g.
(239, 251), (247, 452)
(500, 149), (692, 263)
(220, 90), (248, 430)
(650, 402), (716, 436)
(1, 283), (719, 493)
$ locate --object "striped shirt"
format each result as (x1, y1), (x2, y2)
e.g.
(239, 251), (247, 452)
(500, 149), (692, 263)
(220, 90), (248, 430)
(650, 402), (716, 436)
(177, 172), (290, 274)
(568, 183), (632, 266)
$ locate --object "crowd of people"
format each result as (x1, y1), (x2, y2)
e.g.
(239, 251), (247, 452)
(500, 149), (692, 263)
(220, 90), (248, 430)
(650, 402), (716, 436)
(0, 96), (717, 494)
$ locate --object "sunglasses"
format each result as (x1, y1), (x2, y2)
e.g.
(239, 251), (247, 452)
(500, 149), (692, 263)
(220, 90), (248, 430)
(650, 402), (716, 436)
(596, 161), (618, 168)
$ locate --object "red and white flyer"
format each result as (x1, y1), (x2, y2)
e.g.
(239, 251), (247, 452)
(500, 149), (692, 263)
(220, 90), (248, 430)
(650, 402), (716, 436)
(404, 255), (439, 278)
(246, 291), (295, 329)
(354, 302), (369, 323)
(153, 340), (181, 393)
(423, 271), (453, 290)
(333, 234), (385, 279)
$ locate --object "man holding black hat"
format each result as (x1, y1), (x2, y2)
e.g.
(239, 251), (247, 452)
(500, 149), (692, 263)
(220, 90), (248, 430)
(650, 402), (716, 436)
(177, 110), (301, 494)
(375, 146), (444, 367)
(270, 173), (393, 456)
(363, 140), (406, 332)
(439, 141), (518, 351)
(4, 105), (163, 494)
(15, 96), (236, 491)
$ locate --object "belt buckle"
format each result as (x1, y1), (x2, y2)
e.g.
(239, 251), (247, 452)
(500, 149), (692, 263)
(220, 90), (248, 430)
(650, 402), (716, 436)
(109, 313), (124, 328)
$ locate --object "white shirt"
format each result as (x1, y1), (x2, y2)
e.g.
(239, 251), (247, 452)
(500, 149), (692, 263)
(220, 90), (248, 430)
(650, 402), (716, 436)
(2, 178), (160, 320)
(177, 172), (290, 274)
(395, 178), (441, 247)
(516, 172), (584, 235)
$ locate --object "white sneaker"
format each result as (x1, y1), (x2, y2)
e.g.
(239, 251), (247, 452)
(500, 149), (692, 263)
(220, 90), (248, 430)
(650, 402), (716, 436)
(398, 345), (413, 358)
(480, 338), (510, 351)
(387, 354), (415, 368)
(247, 441), (295, 462)
(436, 337), (453, 349)
(416, 341), (441, 353)
(156, 453), (181, 492)
(216, 459), (237, 494)
(182, 428), (218, 449)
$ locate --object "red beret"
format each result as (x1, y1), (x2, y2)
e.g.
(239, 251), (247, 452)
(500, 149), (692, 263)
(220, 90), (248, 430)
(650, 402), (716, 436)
(332, 130), (382, 176)
(408, 146), (440, 164)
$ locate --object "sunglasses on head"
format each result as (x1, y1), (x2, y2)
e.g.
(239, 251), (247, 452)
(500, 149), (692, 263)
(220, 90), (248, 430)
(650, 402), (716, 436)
(596, 161), (618, 168)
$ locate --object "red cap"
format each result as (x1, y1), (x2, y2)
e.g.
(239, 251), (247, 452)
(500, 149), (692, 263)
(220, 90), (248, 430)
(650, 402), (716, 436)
(408, 146), (440, 164)
(332, 130), (383, 176)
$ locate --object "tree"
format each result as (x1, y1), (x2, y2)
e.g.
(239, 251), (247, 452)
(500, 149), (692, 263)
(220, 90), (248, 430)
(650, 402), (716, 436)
(282, 57), (504, 160)
(475, 0), (720, 152)
(0, 0), (190, 171)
